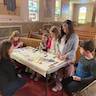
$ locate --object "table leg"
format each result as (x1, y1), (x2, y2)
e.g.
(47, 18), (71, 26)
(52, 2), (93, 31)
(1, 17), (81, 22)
(45, 74), (48, 96)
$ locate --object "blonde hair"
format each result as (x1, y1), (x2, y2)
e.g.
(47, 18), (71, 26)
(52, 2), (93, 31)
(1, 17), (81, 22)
(9, 30), (20, 41)
(49, 26), (59, 39)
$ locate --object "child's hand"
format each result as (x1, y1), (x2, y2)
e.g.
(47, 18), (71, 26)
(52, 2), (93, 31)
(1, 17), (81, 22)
(19, 42), (23, 46)
(73, 76), (81, 81)
(16, 42), (23, 48)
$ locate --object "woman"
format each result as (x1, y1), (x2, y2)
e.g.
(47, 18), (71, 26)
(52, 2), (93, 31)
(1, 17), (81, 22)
(52, 20), (79, 92)
(0, 40), (26, 96)
(57, 20), (79, 61)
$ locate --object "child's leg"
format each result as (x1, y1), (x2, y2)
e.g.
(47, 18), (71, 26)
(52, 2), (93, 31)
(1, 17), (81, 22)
(34, 73), (40, 81)
(52, 71), (63, 92)
(30, 71), (36, 79)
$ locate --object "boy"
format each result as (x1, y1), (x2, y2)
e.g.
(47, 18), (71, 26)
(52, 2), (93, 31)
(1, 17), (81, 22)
(61, 40), (96, 94)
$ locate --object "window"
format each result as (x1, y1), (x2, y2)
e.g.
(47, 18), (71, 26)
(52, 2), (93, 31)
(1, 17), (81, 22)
(55, 0), (61, 16)
(78, 7), (87, 24)
(28, 0), (39, 21)
(62, 4), (69, 15)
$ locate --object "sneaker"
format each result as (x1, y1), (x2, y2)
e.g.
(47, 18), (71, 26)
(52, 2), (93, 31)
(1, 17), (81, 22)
(52, 86), (58, 92)
(17, 74), (22, 78)
(57, 84), (62, 91)
(52, 84), (62, 92)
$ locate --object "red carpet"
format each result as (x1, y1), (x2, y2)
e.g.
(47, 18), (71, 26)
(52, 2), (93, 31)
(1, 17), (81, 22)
(15, 78), (69, 96)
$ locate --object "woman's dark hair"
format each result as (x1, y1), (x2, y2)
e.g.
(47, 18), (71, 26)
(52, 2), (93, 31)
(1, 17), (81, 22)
(0, 40), (12, 60)
(58, 20), (74, 43)
(80, 40), (95, 52)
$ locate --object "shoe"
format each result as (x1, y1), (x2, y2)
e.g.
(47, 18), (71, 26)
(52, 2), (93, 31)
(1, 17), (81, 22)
(52, 86), (58, 92)
(17, 74), (22, 78)
(52, 84), (62, 92)
(57, 84), (62, 91)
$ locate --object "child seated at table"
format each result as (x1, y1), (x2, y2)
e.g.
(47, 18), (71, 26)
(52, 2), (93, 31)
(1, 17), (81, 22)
(0, 40), (26, 96)
(39, 32), (49, 51)
(9, 30), (26, 75)
(9, 30), (24, 48)
(48, 26), (59, 54)
(60, 40), (96, 95)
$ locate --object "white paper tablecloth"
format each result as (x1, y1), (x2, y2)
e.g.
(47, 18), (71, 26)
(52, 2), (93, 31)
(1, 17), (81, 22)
(11, 47), (69, 77)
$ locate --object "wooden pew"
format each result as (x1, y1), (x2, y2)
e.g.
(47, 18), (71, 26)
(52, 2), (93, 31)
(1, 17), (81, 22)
(74, 26), (96, 40)
(20, 37), (41, 48)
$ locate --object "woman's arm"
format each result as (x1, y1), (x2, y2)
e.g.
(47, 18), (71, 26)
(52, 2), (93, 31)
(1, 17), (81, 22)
(58, 34), (79, 61)
(65, 34), (79, 61)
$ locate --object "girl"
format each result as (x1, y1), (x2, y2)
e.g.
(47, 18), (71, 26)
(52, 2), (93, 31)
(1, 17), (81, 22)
(52, 20), (79, 92)
(9, 30), (24, 48)
(29, 32), (49, 81)
(9, 30), (26, 74)
(49, 26), (59, 54)
(0, 40), (26, 96)
(39, 32), (49, 51)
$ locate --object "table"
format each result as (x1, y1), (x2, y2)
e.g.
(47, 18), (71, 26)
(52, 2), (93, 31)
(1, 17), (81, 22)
(11, 47), (70, 96)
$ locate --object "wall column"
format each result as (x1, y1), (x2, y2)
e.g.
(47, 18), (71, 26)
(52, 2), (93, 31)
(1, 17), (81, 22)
(91, 1), (96, 26)
(39, 0), (55, 22)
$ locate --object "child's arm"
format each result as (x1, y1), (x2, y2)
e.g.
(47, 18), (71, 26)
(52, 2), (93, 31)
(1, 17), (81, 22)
(14, 41), (23, 48)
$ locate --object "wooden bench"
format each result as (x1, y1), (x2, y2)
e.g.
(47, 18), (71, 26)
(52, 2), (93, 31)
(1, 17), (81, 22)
(20, 37), (41, 48)
(74, 26), (96, 40)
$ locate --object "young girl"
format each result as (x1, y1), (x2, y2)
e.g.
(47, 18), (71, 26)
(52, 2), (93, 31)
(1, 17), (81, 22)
(9, 30), (26, 74)
(39, 32), (49, 51)
(49, 26), (59, 54)
(0, 40), (26, 96)
(29, 32), (49, 81)
(9, 30), (24, 48)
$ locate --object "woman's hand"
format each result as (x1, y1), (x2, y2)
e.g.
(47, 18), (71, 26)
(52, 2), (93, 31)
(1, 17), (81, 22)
(73, 76), (81, 81)
(57, 51), (61, 58)
(58, 54), (67, 60)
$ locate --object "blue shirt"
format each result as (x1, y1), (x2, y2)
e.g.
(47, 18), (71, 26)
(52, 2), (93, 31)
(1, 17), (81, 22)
(75, 56), (96, 79)
(75, 62), (91, 78)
